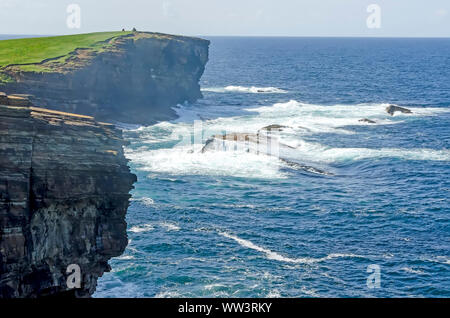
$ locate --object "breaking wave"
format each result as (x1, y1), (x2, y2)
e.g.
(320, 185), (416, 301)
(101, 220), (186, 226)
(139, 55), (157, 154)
(124, 100), (449, 179)
(126, 145), (288, 179)
(129, 224), (154, 233)
(289, 140), (450, 163)
(202, 86), (288, 94)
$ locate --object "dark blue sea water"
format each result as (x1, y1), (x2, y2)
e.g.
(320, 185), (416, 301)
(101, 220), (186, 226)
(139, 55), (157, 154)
(96, 37), (447, 297)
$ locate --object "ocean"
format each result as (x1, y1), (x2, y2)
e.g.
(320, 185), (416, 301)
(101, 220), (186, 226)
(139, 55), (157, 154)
(94, 37), (450, 298)
(4, 35), (449, 297)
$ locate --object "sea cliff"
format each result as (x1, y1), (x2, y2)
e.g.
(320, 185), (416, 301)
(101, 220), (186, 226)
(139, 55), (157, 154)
(0, 32), (210, 125)
(0, 94), (136, 297)
(0, 31), (209, 298)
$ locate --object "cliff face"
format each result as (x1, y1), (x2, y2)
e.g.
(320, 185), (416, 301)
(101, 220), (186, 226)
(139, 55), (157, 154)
(1, 32), (210, 125)
(0, 98), (136, 297)
(0, 31), (205, 297)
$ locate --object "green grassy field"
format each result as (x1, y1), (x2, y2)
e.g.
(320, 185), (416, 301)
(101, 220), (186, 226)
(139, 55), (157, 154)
(0, 31), (132, 69)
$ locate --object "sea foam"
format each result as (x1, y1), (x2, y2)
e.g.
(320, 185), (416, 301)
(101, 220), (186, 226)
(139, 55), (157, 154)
(219, 232), (363, 264)
(203, 86), (287, 94)
(129, 224), (154, 233)
(125, 100), (449, 180)
(126, 145), (288, 179)
(290, 140), (450, 163)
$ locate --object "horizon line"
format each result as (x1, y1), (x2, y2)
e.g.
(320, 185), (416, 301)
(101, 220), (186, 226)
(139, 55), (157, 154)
(1, 33), (450, 40)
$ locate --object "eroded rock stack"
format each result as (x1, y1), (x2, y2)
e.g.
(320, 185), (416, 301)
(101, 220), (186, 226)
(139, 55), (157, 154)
(0, 98), (136, 297)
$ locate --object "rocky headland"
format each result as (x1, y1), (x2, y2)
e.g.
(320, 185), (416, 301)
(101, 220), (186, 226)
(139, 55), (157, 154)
(0, 31), (209, 297)
(1, 32), (210, 125)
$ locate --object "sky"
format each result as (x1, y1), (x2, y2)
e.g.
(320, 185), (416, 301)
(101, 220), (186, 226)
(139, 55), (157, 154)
(0, 0), (449, 37)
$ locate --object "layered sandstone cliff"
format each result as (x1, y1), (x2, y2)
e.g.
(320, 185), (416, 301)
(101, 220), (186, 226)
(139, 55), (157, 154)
(0, 31), (208, 298)
(1, 32), (210, 125)
(0, 96), (136, 297)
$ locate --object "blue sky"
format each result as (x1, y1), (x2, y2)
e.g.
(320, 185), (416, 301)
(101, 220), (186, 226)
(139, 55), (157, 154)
(0, 0), (449, 37)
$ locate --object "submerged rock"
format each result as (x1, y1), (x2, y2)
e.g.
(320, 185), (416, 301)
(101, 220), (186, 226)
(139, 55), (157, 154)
(359, 118), (376, 124)
(200, 133), (332, 176)
(386, 105), (412, 116)
(259, 124), (290, 132)
(201, 133), (294, 154)
(0, 103), (136, 298)
(279, 158), (334, 176)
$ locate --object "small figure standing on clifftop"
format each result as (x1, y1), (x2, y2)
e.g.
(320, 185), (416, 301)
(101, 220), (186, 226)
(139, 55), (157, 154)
(122, 28), (125, 32)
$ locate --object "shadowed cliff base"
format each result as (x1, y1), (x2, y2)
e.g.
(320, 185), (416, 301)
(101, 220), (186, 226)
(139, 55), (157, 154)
(0, 32), (210, 125)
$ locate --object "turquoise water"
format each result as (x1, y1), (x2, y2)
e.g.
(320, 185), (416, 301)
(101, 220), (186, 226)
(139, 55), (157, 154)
(95, 37), (450, 298)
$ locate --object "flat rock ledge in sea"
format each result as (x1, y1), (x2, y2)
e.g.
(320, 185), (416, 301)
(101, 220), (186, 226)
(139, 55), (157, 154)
(0, 95), (136, 298)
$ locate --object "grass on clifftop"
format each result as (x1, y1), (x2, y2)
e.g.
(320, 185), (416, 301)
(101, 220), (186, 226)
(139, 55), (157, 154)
(0, 31), (132, 69)
(0, 31), (185, 84)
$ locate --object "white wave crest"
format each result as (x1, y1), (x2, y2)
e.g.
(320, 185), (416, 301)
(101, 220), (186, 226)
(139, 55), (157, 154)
(291, 140), (450, 163)
(248, 100), (449, 116)
(219, 232), (363, 264)
(401, 267), (425, 275)
(129, 224), (154, 233)
(203, 86), (287, 94)
(266, 290), (281, 298)
(124, 100), (449, 179)
(126, 145), (288, 179)
(116, 255), (135, 260)
(422, 256), (450, 265)
(155, 290), (181, 298)
(160, 222), (180, 231)
(204, 283), (226, 290)
(131, 197), (155, 206)
(246, 100), (449, 134)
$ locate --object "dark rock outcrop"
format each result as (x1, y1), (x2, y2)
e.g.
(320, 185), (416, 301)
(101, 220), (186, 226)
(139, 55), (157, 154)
(1, 32), (210, 125)
(359, 118), (376, 124)
(200, 133), (333, 176)
(0, 100), (136, 298)
(386, 105), (412, 116)
(279, 158), (334, 176)
(259, 124), (290, 132)
(201, 133), (294, 154)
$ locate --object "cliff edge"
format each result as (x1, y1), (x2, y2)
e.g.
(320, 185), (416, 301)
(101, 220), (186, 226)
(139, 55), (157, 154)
(0, 95), (136, 297)
(0, 32), (210, 125)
